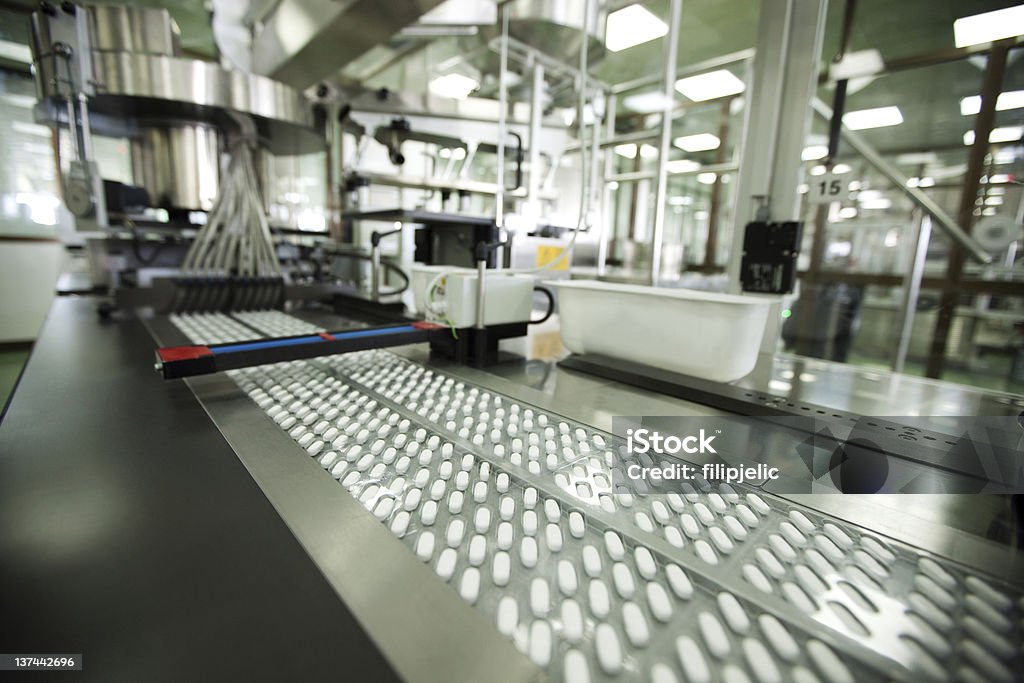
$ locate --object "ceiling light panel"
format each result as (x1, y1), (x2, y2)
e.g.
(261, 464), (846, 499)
(673, 133), (720, 152)
(674, 70), (745, 102)
(605, 5), (668, 52)
(428, 73), (479, 99)
(954, 6), (1024, 48)
(842, 106), (903, 130)
(959, 90), (1024, 115)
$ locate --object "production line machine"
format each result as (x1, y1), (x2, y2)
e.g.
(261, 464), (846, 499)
(4, 3), (1024, 682)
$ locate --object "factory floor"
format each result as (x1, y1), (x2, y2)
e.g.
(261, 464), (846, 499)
(0, 347), (29, 408)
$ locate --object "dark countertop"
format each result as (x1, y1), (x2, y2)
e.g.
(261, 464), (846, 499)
(0, 298), (399, 683)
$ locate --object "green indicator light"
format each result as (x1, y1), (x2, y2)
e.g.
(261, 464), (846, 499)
(781, 309), (792, 318)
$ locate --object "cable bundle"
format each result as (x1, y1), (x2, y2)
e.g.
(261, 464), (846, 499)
(181, 142), (280, 279)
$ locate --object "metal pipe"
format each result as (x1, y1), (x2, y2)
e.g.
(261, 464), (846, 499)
(474, 258), (487, 330)
(527, 63), (545, 205)
(650, 0), (682, 285)
(893, 209), (930, 374)
(494, 5), (509, 229)
(370, 242), (381, 302)
(597, 92), (616, 276)
(812, 97), (992, 265)
(647, 0), (679, 282)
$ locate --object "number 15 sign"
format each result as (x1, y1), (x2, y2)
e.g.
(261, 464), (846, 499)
(808, 173), (844, 205)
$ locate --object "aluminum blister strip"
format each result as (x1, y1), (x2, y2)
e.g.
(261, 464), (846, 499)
(172, 314), (1023, 683)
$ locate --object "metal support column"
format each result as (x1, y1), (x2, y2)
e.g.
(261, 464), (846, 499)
(648, 0), (682, 286)
(597, 93), (616, 276)
(893, 208), (931, 374)
(925, 40), (1011, 378)
(527, 62), (545, 208)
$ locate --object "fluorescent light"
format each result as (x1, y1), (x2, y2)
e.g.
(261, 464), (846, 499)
(858, 189), (883, 201)
(964, 126), (1024, 145)
(615, 143), (638, 158)
(605, 4), (668, 52)
(896, 152), (937, 165)
(428, 73), (479, 100)
(622, 91), (674, 113)
(809, 165), (826, 176)
(830, 49), (884, 80)
(838, 207), (858, 218)
(674, 70), (745, 102)
(694, 210), (709, 220)
(919, 177), (935, 187)
(953, 6), (1024, 48)
(982, 207), (997, 216)
(989, 186), (1006, 195)
(0, 39), (32, 65)
(860, 197), (892, 210)
(798, 183), (809, 194)
(669, 196), (693, 206)
(985, 196), (1004, 206)
(0, 93), (36, 108)
(673, 133), (720, 152)
(696, 172), (717, 184)
(832, 163), (852, 174)
(986, 173), (1010, 183)
(666, 159), (701, 173)
(843, 105), (903, 130)
(848, 181), (862, 191)
(960, 90), (1024, 115)
(615, 143), (658, 159)
(802, 145), (828, 161)
(12, 121), (50, 137)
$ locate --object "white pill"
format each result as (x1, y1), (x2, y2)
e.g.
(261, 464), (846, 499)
(822, 523), (853, 549)
(588, 579), (610, 618)
(768, 535), (796, 562)
(528, 620), (552, 667)
(404, 488), (422, 511)
(965, 594), (1011, 633)
(373, 496), (395, 520)
(782, 582), (815, 614)
(666, 564), (694, 600)
(742, 638), (781, 683)
(429, 479), (445, 501)
(520, 537), (538, 568)
(390, 511), (410, 537)
(330, 461), (348, 479)
(622, 601), (650, 647)
(523, 487), (538, 508)
(717, 592), (750, 633)
(595, 623), (623, 675)
(612, 562), (635, 598)
(545, 524), (563, 552)
(757, 614), (799, 662)
(447, 490), (464, 514)
(497, 522), (514, 550)
(530, 578), (550, 616)
(563, 649), (590, 683)
(680, 514), (701, 538)
(496, 472), (510, 492)
(634, 546), (657, 579)
(962, 639), (1014, 683)
(496, 596), (518, 636)
(568, 511), (585, 538)
(699, 611), (730, 658)
(446, 518), (465, 547)
(492, 551), (511, 586)
(723, 515), (748, 541)
(439, 461), (453, 480)
(420, 500), (437, 525)
(468, 535), (487, 566)
(695, 539), (718, 565)
(665, 526), (685, 548)
(415, 531), (435, 561)
(646, 581), (673, 623)
(473, 507), (491, 534)
(603, 530), (625, 560)
(917, 557), (956, 591)
(676, 636), (711, 683)
(694, 503), (715, 525)
(966, 576), (1012, 611)
(459, 567), (480, 603)
(553, 560), (577, 596)
(806, 640), (853, 683)
(561, 599), (584, 643)
(582, 545), (602, 578)
(454, 471), (469, 490)
(544, 499), (560, 522)
(522, 510), (538, 536)
(780, 522), (806, 547)
(473, 481), (488, 503)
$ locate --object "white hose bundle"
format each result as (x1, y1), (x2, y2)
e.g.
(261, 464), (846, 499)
(181, 135), (280, 278)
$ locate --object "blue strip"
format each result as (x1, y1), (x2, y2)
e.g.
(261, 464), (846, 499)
(211, 325), (420, 355)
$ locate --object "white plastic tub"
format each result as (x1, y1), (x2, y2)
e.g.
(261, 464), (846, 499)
(547, 279), (778, 382)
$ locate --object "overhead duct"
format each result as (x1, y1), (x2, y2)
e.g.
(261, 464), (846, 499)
(249, 0), (448, 90)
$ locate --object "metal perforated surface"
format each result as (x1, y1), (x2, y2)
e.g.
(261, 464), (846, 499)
(174, 314), (1023, 683)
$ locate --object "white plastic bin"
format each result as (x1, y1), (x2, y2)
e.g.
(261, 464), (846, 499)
(547, 279), (778, 382)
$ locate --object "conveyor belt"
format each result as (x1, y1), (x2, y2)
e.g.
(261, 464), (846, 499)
(168, 312), (1024, 683)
